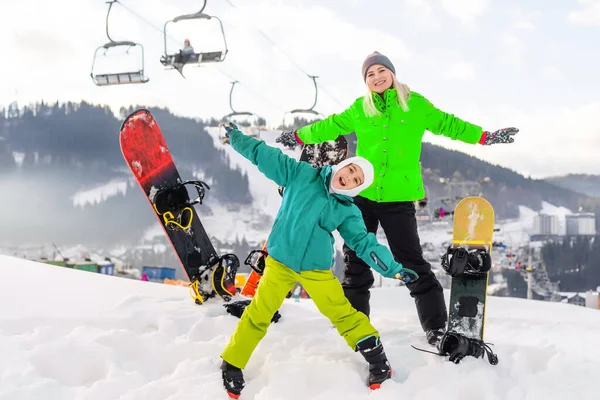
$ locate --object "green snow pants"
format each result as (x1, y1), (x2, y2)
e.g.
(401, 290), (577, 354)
(221, 255), (379, 369)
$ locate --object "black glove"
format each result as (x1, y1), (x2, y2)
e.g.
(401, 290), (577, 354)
(223, 300), (281, 323)
(482, 127), (518, 145)
(221, 122), (239, 144)
(275, 130), (300, 149)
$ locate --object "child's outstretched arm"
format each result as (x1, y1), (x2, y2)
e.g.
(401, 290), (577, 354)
(337, 208), (419, 282)
(226, 126), (305, 187)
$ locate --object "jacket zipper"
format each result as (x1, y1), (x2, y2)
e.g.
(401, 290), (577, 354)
(370, 252), (389, 272)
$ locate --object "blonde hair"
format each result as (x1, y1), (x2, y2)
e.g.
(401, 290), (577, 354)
(362, 72), (410, 117)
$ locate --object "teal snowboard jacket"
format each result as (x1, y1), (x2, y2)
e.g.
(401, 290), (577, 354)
(229, 129), (404, 278)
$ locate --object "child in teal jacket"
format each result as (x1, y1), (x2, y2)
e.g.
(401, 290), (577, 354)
(219, 123), (418, 398)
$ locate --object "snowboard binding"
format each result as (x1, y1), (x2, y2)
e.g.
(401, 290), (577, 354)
(441, 246), (491, 279)
(243, 249), (268, 275)
(438, 331), (499, 365)
(223, 299), (282, 323)
(152, 180), (210, 231)
(411, 330), (498, 365)
(189, 253), (239, 304)
(241, 248), (293, 299)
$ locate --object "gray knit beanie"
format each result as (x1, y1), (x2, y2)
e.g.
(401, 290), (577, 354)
(361, 51), (396, 81)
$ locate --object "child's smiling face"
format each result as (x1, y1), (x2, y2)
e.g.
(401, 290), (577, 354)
(332, 163), (365, 190)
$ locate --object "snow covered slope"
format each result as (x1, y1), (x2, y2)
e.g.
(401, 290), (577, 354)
(1, 255), (598, 399)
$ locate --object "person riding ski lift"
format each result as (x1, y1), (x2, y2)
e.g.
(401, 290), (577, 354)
(174, 39), (195, 65)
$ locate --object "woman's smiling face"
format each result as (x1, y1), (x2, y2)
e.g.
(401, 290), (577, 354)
(365, 64), (393, 94)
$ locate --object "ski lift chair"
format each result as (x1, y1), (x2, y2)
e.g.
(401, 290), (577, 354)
(160, 12), (228, 73)
(220, 81), (265, 141)
(91, 41), (149, 86)
(90, 1), (149, 86)
(281, 75), (324, 128)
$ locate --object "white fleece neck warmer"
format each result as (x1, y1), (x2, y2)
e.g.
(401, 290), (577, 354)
(329, 156), (375, 198)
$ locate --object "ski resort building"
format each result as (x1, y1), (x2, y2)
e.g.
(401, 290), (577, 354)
(565, 213), (596, 236)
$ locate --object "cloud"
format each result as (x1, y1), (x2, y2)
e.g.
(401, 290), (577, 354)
(443, 62), (475, 81)
(404, 0), (442, 29)
(234, 2), (413, 66)
(567, 0), (600, 26)
(540, 65), (562, 80)
(498, 32), (527, 60)
(423, 102), (600, 178)
(440, 0), (491, 24)
(495, 8), (540, 67)
(510, 8), (541, 31)
(12, 30), (75, 60)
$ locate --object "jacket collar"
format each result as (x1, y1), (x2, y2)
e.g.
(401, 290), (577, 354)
(320, 166), (354, 204)
(371, 88), (398, 112)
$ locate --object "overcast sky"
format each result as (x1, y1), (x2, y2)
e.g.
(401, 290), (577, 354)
(1, 0), (599, 178)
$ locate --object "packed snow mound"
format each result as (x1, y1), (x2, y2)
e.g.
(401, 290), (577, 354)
(1, 255), (599, 399)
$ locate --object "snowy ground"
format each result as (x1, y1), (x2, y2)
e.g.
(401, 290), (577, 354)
(1, 256), (598, 400)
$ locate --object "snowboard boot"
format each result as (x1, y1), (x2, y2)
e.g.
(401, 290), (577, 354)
(426, 328), (445, 346)
(221, 360), (245, 399)
(437, 331), (499, 365)
(356, 335), (392, 389)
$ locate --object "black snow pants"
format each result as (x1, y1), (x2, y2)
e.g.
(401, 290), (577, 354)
(342, 196), (447, 331)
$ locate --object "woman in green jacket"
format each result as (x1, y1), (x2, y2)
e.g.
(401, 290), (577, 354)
(219, 123), (418, 398)
(276, 51), (518, 346)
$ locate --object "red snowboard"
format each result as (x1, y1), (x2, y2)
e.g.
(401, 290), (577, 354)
(120, 109), (236, 303)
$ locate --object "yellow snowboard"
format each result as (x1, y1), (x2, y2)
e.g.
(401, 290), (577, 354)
(445, 196), (494, 340)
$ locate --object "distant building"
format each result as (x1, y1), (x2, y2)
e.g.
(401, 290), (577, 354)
(565, 213), (596, 236)
(564, 293), (586, 307)
(585, 291), (599, 310)
(533, 214), (559, 236)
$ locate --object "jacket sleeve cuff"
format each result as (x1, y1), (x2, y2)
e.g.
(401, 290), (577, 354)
(230, 129), (241, 141)
(479, 131), (488, 145)
(294, 131), (304, 145)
